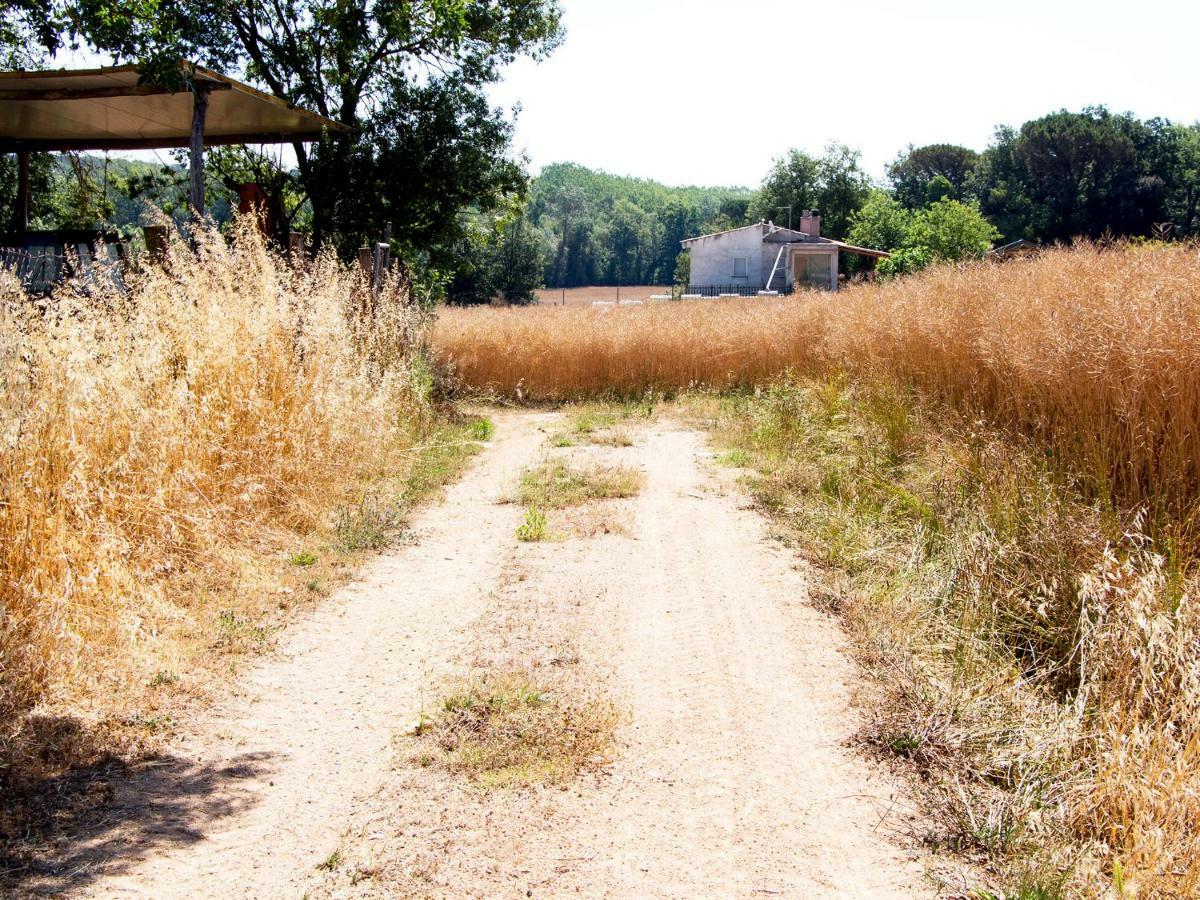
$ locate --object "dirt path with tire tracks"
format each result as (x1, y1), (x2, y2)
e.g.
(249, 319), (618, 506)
(24, 411), (938, 898)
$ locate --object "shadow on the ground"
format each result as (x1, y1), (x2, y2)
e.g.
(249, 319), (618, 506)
(2, 715), (278, 897)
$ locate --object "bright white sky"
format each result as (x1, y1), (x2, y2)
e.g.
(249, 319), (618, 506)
(54, 0), (1198, 189)
(487, 0), (1200, 187)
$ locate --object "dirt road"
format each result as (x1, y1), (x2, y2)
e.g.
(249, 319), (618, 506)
(34, 411), (934, 898)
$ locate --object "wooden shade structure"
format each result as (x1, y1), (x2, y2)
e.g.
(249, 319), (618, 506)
(0, 62), (348, 224)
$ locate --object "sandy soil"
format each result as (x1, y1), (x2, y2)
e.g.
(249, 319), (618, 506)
(23, 411), (941, 898)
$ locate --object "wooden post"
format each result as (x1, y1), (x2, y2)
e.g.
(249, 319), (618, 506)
(371, 224), (393, 290)
(14, 149), (30, 234)
(372, 242), (388, 288)
(288, 231), (305, 259)
(189, 85), (210, 216)
(143, 225), (169, 263)
(358, 246), (372, 275)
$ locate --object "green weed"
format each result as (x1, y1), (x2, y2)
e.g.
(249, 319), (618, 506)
(468, 417), (494, 441)
(516, 505), (548, 542)
(334, 494), (397, 551)
(716, 448), (750, 467)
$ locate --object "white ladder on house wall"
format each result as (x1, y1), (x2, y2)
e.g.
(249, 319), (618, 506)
(764, 245), (788, 291)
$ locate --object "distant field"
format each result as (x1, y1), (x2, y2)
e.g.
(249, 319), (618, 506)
(534, 285), (670, 307)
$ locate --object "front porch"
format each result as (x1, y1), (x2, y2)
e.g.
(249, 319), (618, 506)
(771, 241), (888, 292)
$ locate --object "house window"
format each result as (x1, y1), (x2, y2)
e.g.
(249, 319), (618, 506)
(732, 256), (748, 278)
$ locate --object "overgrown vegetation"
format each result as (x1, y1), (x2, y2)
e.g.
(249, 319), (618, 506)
(0, 220), (467, 790)
(414, 669), (620, 788)
(697, 378), (1200, 897)
(439, 243), (1200, 521)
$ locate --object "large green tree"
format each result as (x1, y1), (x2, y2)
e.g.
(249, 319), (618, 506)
(887, 144), (980, 209)
(1166, 124), (1200, 236)
(848, 190), (912, 252)
(975, 108), (1169, 242)
(749, 149), (819, 228)
(907, 198), (999, 261)
(750, 144), (870, 239)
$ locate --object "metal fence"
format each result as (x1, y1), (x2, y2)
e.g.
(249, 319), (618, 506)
(681, 283), (794, 298)
(0, 246), (28, 276)
(0, 234), (128, 295)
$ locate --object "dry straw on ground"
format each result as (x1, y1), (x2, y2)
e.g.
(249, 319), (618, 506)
(0, 221), (432, 777)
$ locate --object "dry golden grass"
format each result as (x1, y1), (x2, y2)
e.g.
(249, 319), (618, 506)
(697, 378), (1200, 898)
(436, 244), (1200, 520)
(0, 221), (437, 779)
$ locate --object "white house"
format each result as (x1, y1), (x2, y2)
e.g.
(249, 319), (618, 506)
(680, 210), (889, 293)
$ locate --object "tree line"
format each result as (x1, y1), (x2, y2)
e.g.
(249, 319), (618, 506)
(517, 107), (1200, 295)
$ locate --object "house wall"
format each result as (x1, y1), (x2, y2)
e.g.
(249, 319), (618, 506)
(686, 225), (768, 289)
(684, 224), (844, 291)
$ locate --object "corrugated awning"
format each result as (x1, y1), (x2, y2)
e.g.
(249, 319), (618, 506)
(0, 63), (348, 151)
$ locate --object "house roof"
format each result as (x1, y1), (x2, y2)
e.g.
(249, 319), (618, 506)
(824, 240), (890, 259)
(680, 220), (890, 258)
(679, 221), (773, 246)
(0, 63), (348, 151)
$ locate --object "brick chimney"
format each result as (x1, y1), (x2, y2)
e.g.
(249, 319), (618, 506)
(799, 209), (821, 237)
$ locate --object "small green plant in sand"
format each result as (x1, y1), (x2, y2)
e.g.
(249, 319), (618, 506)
(516, 460), (643, 508)
(415, 669), (619, 788)
(572, 408), (619, 435)
(467, 417), (495, 441)
(716, 448), (749, 467)
(516, 505), (549, 542)
(291, 550), (318, 567)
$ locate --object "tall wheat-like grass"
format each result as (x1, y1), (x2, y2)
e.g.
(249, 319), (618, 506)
(0, 221), (430, 767)
(435, 244), (1200, 518)
(706, 380), (1200, 896)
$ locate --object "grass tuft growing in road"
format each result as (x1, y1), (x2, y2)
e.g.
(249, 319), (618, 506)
(415, 669), (620, 788)
(516, 460), (643, 508)
(545, 400), (652, 448)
